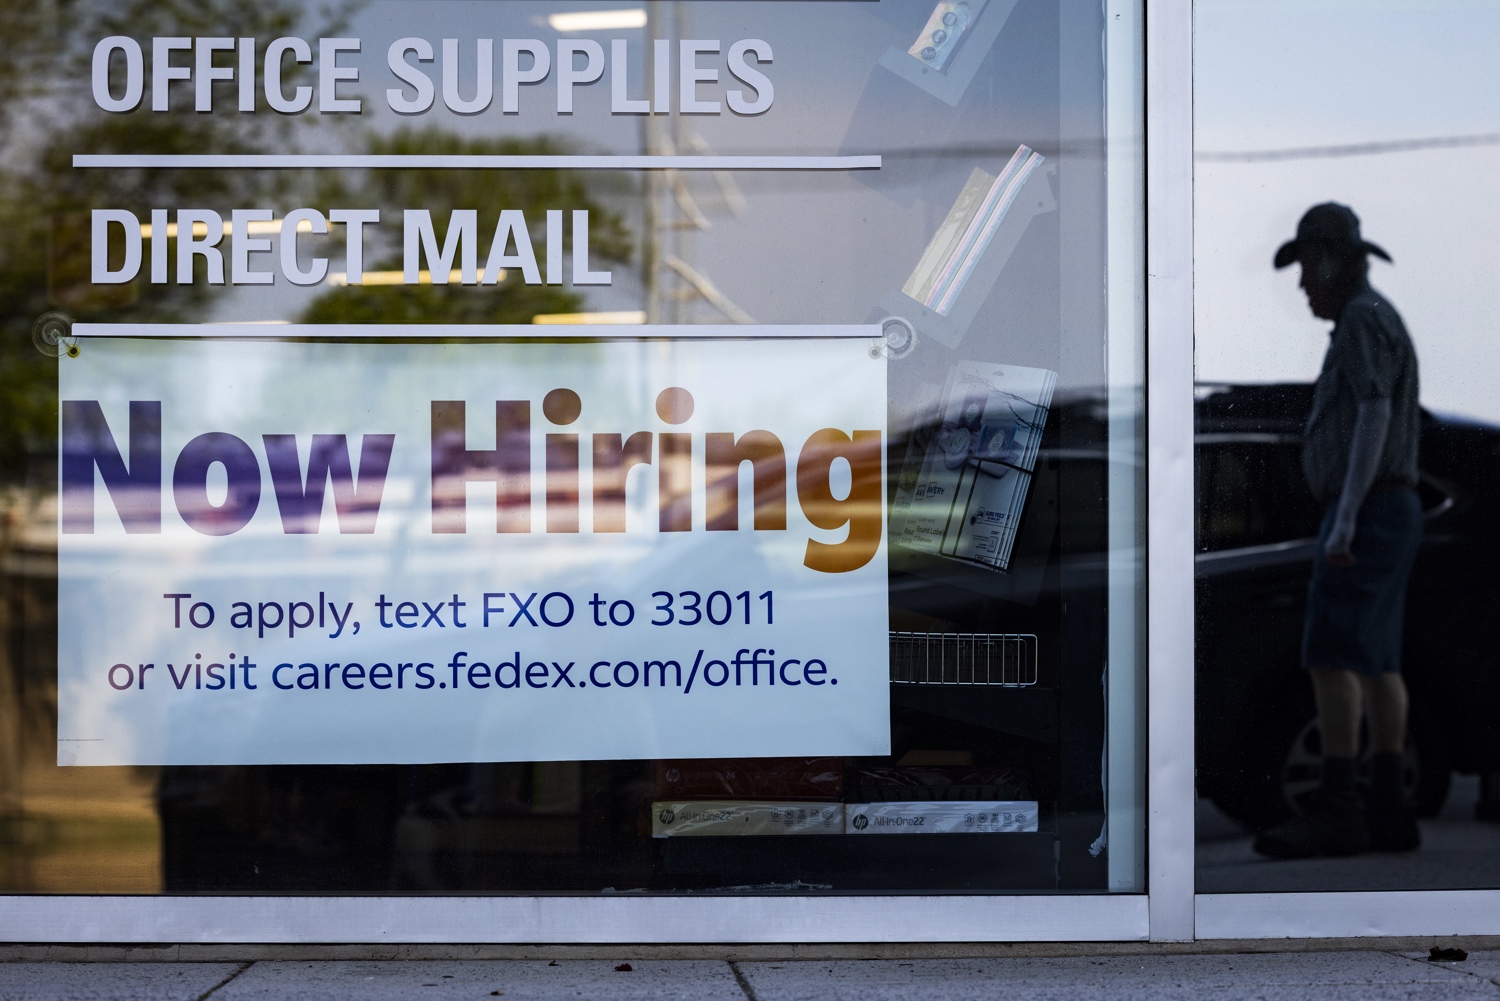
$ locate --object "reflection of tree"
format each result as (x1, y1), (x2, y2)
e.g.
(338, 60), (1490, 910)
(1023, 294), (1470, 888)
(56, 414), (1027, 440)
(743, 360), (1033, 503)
(0, 3), (47, 131)
(0, 0), (636, 481)
(301, 128), (634, 325)
(0, 0), (354, 483)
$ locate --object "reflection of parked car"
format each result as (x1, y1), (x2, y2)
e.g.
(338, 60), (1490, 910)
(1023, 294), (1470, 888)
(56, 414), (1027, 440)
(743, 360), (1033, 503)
(1196, 383), (1500, 829)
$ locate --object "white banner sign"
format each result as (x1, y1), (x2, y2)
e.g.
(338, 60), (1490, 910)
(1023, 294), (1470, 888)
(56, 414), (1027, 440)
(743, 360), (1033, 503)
(58, 329), (889, 765)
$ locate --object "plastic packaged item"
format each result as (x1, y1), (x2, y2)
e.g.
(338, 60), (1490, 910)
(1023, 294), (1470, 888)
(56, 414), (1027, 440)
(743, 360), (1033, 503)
(880, 0), (1022, 107)
(891, 360), (1057, 572)
(872, 151), (1056, 351)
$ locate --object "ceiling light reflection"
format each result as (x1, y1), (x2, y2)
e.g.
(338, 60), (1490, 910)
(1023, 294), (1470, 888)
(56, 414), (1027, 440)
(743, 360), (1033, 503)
(547, 9), (647, 32)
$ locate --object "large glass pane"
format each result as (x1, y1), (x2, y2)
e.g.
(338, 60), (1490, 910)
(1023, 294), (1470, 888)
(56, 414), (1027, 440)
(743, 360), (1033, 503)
(1, 0), (1144, 896)
(1196, 0), (1500, 891)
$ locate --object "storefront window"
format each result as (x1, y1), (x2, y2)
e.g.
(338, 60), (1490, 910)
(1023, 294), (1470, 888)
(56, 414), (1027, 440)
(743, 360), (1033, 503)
(1, 0), (1144, 896)
(1196, 0), (1500, 892)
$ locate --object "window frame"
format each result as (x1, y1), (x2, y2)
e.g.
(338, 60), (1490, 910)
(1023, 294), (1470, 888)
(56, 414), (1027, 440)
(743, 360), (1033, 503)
(0, 0), (1205, 944)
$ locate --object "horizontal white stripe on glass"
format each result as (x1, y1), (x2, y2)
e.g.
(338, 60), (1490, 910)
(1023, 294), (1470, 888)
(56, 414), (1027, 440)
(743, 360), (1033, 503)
(73, 154), (881, 170)
(72, 323), (880, 341)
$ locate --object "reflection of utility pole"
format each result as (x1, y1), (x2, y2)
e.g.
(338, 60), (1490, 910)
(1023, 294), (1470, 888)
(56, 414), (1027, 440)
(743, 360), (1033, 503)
(663, 254), (754, 323)
(641, 0), (755, 325)
(668, 0), (691, 324)
(640, 0), (664, 323)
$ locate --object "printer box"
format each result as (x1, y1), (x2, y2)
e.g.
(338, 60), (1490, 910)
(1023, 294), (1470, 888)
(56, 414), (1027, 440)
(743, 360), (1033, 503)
(845, 801), (1039, 835)
(651, 801), (845, 838)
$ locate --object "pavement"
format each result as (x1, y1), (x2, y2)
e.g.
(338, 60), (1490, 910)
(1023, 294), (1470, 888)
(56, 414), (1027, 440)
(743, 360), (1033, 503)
(5, 950), (1500, 1000)
(1198, 774), (1500, 893)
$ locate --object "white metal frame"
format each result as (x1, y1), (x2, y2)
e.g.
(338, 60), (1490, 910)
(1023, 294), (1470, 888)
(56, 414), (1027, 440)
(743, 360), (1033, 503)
(1181, 0), (1500, 942)
(1, 896), (1149, 945)
(1145, 0), (1197, 944)
(1104, 0), (1149, 895)
(1197, 892), (1500, 939)
(0, 0), (1217, 945)
(1182, 0), (1500, 942)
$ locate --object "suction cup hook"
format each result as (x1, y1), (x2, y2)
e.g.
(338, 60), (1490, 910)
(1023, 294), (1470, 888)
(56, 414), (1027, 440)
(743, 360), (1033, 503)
(871, 315), (917, 360)
(32, 312), (79, 358)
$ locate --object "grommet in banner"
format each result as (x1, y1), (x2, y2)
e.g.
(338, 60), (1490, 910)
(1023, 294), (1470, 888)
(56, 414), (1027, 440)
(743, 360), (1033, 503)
(32, 311), (78, 358)
(875, 315), (917, 359)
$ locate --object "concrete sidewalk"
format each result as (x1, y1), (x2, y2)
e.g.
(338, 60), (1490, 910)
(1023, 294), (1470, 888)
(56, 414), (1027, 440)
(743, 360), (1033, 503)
(4, 950), (1500, 1000)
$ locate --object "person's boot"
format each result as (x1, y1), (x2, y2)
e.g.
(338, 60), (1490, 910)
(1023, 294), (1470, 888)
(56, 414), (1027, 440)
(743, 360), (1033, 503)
(1253, 756), (1372, 859)
(1366, 750), (1421, 852)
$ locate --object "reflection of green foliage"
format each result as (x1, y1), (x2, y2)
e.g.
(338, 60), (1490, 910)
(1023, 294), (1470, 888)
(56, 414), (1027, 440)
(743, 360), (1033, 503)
(0, 3), (637, 483)
(303, 282), (583, 325)
(0, 182), (56, 485)
(0, 0), (356, 483)
(318, 128), (634, 262)
(0, 115), (273, 483)
(0, 2), (48, 127)
(299, 128), (634, 325)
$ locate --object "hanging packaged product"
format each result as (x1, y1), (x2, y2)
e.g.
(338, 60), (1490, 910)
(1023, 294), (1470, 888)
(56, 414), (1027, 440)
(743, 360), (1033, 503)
(891, 360), (1056, 573)
(870, 148), (1056, 353)
(879, 0), (1020, 106)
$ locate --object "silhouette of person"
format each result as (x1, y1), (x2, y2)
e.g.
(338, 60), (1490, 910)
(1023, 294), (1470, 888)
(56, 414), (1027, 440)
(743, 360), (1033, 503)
(1254, 203), (1423, 859)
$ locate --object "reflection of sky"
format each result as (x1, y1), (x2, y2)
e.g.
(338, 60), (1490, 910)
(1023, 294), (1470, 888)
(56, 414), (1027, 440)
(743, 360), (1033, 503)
(1196, 0), (1500, 422)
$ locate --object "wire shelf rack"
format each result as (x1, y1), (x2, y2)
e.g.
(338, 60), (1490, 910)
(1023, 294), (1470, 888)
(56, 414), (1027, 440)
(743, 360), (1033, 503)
(888, 631), (1038, 687)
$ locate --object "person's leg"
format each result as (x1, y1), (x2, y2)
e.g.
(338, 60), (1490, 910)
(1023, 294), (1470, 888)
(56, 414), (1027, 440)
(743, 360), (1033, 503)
(1308, 665), (1363, 808)
(1253, 667), (1372, 857)
(1258, 497), (1382, 859)
(1361, 671), (1408, 754)
(1361, 669), (1419, 849)
(1253, 665), (1371, 858)
(1310, 666), (1362, 758)
(1356, 489), (1422, 849)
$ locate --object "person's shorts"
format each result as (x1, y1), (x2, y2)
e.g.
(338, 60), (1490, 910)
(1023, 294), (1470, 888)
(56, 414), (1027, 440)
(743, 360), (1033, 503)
(1302, 485), (1423, 676)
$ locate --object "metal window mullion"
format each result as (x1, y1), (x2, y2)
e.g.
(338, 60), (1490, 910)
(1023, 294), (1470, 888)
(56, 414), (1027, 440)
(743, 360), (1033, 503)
(1145, 0), (1197, 944)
